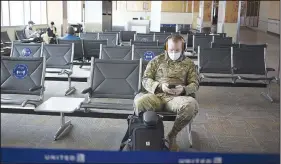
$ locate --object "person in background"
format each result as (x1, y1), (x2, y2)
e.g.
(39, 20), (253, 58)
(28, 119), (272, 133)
(61, 26), (80, 40)
(46, 21), (57, 44)
(24, 21), (39, 39)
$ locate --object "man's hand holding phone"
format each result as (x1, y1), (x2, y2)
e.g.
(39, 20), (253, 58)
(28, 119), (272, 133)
(160, 83), (184, 96)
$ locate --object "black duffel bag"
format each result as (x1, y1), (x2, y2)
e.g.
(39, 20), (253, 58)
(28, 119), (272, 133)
(119, 111), (169, 151)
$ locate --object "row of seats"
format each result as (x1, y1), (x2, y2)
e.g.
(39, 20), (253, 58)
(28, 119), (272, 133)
(11, 41), (165, 66)
(198, 45), (277, 102)
(1, 56), (195, 143)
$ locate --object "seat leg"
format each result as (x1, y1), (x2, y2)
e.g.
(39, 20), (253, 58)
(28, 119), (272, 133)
(65, 76), (76, 96)
(54, 112), (73, 141)
(79, 59), (84, 69)
(261, 82), (274, 102)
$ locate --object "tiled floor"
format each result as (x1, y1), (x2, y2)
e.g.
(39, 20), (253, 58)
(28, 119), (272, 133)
(1, 27), (280, 153)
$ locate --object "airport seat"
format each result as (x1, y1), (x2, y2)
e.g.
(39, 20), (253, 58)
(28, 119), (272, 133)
(232, 46), (277, 102)
(100, 46), (132, 60)
(10, 42), (43, 58)
(198, 47), (238, 81)
(1, 56), (46, 107)
(134, 33), (154, 42)
(99, 33), (118, 46)
(83, 40), (107, 60)
(213, 36), (233, 45)
(186, 33), (206, 48)
(193, 35), (213, 53)
(42, 43), (76, 96)
(57, 39), (84, 62)
(1, 31), (12, 47)
(130, 40), (159, 46)
(210, 42), (239, 48)
(80, 32), (99, 40)
(154, 33), (171, 46)
(120, 31), (136, 46)
(132, 45), (164, 61)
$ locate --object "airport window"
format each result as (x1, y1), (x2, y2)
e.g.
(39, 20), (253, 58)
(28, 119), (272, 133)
(0, 1), (47, 26)
(67, 1), (82, 24)
(9, 1), (25, 26)
(1, 1), (10, 26)
(23, 1), (31, 24)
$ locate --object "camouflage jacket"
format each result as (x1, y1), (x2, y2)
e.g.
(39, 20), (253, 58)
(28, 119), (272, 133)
(142, 53), (199, 99)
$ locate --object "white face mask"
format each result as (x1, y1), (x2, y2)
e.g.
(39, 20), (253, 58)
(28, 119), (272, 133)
(168, 52), (181, 61)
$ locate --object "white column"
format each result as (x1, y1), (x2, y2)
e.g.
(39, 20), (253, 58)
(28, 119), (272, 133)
(150, 1), (162, 32)
(84, 1), (102, 32)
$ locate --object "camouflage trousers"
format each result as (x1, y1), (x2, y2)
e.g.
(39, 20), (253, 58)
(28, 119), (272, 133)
(134, 93), (199, 138)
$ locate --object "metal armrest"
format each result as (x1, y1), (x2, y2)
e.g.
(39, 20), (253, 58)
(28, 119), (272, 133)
(29, 86), (43, 92)
(266, 68), (275, 72)
(4, 41), (12, 44)
(81, 87), (92, 94)
(21, 99), (42, 107)
(58, 69), (72, 75)
(65, 62), (73, 66)
(238, 76), (276, 81)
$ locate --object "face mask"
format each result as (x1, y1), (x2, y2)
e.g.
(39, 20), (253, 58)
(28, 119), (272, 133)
(168, 52), (181, 61)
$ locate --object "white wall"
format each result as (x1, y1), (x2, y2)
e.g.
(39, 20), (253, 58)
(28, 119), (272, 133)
(113, 10), (193, 26)
(160, 13), (192, 24)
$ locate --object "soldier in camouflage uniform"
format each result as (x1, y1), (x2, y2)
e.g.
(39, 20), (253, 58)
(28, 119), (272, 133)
(134, 34), (199, 151)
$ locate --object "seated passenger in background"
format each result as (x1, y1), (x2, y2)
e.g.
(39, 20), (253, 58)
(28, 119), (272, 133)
(134, 34), (199, 151)
(24, 21), (40, 39)
(46, 21), (57, 44)
(61, 26), (80, 40)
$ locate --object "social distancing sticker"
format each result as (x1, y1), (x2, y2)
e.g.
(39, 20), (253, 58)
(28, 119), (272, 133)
(13, 64), (28, 79)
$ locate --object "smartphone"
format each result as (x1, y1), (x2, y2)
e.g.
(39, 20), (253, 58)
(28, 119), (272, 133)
(168, 84), (176, 89)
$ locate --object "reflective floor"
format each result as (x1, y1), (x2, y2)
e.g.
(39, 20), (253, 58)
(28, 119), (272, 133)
(1, 27), (280, 153)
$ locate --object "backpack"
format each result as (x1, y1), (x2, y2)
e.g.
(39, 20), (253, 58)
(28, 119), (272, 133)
(119, 111), (169, 151)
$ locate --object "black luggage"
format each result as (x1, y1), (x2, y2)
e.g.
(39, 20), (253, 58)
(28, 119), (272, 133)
(119, 111), (169, 151)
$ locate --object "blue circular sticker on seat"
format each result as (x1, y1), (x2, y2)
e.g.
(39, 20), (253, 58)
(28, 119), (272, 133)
(143, 51), (155, 61)
(21, 48), (32, 57)
(13, 64), (28, 79)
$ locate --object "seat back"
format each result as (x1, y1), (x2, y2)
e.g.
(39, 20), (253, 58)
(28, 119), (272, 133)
(57, 39), (83, 60)
(198, 47), (232, 74)
(10, 43), (43, 58)
(134, 34), (154, 42)
(15, 30), (26, 40)
(194, 35), (213, 52)
(99, 33), (118, 46)
(211, 42), (239, 48)
(80, 32), (99, 40)
(132, 45), (164, 61)
(100, 46), (132, 60)
(232, 47), (266, 75)
(120, 31), (136, 42)
(88, 58), (141, 99)
(154, 34), (170, 45)
(213, 37), (232, 45)
(83, 40), (107, 59)
(1, 56), (45, 95)
(131, 40), (159, 46)
(1, 31), (11, 43)
(42, 44), (74, 69)
(239, 44), (267, 49)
